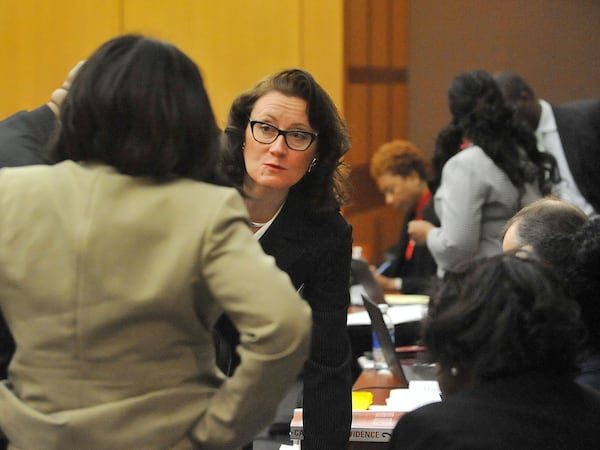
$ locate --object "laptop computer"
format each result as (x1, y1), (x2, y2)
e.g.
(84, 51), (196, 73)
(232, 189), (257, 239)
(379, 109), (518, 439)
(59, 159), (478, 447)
(350, 258), (386, 304)
(361, 293), (436, 386)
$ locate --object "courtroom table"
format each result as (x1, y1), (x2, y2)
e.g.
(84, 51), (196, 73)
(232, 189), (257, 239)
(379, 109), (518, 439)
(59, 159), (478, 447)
(291, 369), (408, 449)
(353, 368), (407, 404)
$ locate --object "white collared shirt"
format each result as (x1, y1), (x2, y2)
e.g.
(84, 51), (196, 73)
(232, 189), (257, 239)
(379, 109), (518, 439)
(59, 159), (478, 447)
(537, 99), (594, 216)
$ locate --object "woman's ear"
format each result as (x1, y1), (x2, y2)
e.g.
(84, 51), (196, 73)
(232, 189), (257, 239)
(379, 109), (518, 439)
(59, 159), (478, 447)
(436, 363), (476, 398)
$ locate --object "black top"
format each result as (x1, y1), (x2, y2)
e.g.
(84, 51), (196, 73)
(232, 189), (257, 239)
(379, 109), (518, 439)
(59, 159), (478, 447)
(0, 106), (55, 168)
(390, 371), (600, 449)
(552, 99), (600, 215)
(217, 189), (354, 449)
(382, 199), (439, 294)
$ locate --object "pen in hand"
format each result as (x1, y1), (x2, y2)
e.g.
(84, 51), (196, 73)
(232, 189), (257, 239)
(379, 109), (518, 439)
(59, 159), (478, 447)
(375, 259), (392, 275)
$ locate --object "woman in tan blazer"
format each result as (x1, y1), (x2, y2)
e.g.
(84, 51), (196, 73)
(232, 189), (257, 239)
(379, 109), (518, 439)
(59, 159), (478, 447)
(0, 34), (311, 450)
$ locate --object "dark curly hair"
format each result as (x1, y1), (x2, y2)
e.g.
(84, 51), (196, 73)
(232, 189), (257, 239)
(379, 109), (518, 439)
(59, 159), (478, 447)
(50, 34), (221, 183)
(430, 70), (559, 195)
(219, 68), (351, 212)
(548, 218), (600, 354)
(424, 253), (583, 381)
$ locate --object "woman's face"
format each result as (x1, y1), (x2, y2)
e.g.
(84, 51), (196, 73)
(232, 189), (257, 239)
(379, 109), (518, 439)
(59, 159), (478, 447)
(243, 91), (317, 194)
(376, 171), (423, 211)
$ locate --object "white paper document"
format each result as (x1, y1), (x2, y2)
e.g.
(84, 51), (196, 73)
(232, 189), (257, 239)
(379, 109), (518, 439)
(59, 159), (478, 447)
(368, 380), (441, 412)
(347, 304), (427, 326)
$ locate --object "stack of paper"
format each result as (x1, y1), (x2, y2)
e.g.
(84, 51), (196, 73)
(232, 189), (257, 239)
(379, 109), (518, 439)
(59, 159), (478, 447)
(368, 380), (441, 412)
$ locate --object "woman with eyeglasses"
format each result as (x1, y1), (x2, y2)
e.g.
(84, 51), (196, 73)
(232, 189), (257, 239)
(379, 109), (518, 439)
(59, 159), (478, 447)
(219, 68), (354, 449)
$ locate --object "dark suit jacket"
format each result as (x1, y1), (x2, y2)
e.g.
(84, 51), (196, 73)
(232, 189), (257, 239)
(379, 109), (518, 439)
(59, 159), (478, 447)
(553, 99), (600, 214)
(217, 189), (353, 450)
(260, 189), (353, 450)
(382, 199), (439, 294)
(0, 105), (55, 168)
(389, 372), (600, 449)
(0, 106), (56, 382)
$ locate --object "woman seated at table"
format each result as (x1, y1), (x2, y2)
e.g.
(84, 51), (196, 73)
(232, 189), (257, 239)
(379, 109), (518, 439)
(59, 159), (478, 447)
(389, 253), (600, 449)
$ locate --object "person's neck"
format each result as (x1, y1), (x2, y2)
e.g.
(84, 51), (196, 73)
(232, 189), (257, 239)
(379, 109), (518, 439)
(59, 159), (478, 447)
(407, 182), (430, 212)
(243, 180), (289, 225)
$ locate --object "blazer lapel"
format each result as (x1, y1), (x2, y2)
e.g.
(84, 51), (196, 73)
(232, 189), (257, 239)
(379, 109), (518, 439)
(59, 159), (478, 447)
(258, 198), (311, 285)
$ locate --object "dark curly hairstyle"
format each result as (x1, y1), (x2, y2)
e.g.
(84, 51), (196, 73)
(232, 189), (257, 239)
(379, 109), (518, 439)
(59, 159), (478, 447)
(430, 70), (559, 195)
(424, 253), (583, 382)
(50, 34), (221, 183)
(548, 218), (600, 354)
(220, 68), (351, 212)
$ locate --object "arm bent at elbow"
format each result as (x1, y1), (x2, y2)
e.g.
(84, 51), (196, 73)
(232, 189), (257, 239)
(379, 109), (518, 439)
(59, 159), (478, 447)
(191, 190), (312, 448)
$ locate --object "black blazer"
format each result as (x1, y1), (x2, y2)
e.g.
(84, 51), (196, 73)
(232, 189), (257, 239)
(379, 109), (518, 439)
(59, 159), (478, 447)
(553, 99), (600, 214)
(382, 199), (439, 294)
(0, 105), (55, 168)
(390, 372), (600, 449)
(261, 190), (353, 450)
(217, 189), (353, 450)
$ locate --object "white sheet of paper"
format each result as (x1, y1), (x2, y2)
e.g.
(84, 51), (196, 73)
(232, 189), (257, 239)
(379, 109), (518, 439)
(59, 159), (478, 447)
(347, 304), (427, 326)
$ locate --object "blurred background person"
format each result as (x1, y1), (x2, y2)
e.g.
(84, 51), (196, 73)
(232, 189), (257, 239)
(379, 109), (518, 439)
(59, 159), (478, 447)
(368, 139), (438, 294)
(494, 72), (600, 217)
(502, 197), (587, 256)
(503, 198), (600, 391)
(408, 70), (559, 276)
(0, 35), (311, 450)
(389, 253), (600, 450)
(219, 68), (353, 449)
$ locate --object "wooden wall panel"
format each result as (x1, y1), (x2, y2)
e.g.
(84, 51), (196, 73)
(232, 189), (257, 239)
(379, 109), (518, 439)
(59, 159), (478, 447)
(370, 0), (390, 65)
(391, 84), (408, 138)
(1, 0), (344, 128)
(302, 0), (344, 111)
(122, 0), (303, 127)
(391, 0), (409, 66)
(343, 0), (409, 264)
(408, 0), (600, 154)
(344, 0), (370, 170)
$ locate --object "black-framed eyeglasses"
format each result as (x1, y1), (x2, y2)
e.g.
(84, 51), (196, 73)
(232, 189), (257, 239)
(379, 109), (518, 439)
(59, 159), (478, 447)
(249, 119), (318, 151)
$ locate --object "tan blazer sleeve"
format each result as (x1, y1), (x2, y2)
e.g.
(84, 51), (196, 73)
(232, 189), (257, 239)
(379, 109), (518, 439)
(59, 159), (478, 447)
(191, 190), (311, 448)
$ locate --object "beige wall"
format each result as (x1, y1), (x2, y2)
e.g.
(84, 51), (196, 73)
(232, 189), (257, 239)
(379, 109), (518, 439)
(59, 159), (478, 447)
(408, 0), (600, 154)
(0, 0), (121, 118)
(0, 0), (344, 126)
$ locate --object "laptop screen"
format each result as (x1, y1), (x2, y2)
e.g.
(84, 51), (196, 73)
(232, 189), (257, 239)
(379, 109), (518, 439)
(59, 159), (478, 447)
(362, 294), (409, 386)
(351, 258), (385, 304)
